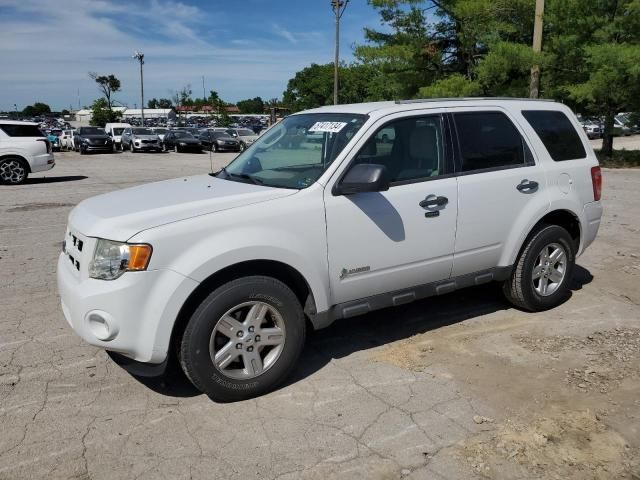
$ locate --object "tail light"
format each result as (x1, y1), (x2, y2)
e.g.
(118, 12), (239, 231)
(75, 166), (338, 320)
(591, 166), (602, 201)
(37, 138), (52, 154)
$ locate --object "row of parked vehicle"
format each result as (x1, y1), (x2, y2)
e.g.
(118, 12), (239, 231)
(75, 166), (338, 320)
(578, 113), (638, 139)
(55, 124), (262, 155)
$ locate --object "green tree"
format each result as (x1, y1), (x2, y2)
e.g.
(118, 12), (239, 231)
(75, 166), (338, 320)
(61, 109), (70, 116)
(22, 102), (51, 117)
(90, 98), (121, 127)
(147, 98), (158, 109)
(282, 63), (377, 111)
(89, 72), (121, 110)
(157, 98), (173, 108)
(543, 0), (640, 157)
(237, 97), (265, 114)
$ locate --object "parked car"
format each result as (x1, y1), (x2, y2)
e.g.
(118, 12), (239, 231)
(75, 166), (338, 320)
(198, 131), (241, 152)
(151, 127), (168, 143)
(225, 128), (260, 151)
(47, 129), (62, 151)
(162, 130), (202, 152)
(59, 129), (75, 150)
(580, 121), (602, 139)
(121, 127), (162, 153)
(0, 120), (54, 184)
(74, 127), (113, 155)
(58, 99), (602, 402)
(104, 123), (132, 151)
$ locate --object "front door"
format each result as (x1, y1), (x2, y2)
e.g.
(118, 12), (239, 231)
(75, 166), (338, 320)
(324, 113), (458, 305)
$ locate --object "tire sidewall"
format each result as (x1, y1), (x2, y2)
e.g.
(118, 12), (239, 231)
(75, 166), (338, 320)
(181, 277), (305, 402)
(0, 157), (28, 185)
(520, 225), (576, 310)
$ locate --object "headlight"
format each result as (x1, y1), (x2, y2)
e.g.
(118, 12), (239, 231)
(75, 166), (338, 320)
(179, 142), (187, 146)
(89, 239), (152, 280)
(81, 138), (89, 144)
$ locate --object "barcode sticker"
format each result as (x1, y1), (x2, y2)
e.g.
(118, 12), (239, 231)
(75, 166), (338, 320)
(308, 122), (348, 133)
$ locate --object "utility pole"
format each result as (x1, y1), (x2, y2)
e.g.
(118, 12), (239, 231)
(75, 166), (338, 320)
(529, 0), (545, 98)
(133, 51), (145, 126)
(202, 76), (206, 101)
(331, 0), (349, 105)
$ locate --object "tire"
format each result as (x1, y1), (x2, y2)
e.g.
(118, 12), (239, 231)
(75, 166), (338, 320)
(179, 276), (306, 402)
(162, 143), (167, 152)
(0, 157), (29, 185)
(130, 142), (135, 153)
(174, 144), (179, 153)
(239, 142), (246, 152)
(502, 224), (576, 312)
(213, 143), (219, 152)
(80, 146), (86, 155)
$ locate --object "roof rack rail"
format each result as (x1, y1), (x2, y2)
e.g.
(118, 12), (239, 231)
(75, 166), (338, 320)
(395, 97), (555, 104)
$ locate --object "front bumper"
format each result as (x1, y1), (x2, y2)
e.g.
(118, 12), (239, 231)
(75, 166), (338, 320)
(134, 142), (161, 151)
(82, 144), (113, 153)
(216, 144), (241, 152)
(57, 251), (198, 363)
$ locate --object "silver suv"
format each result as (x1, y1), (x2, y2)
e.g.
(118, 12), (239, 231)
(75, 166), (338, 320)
(59, 98), (602, 401)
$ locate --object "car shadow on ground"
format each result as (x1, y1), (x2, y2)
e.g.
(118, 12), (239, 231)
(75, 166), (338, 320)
(118, 264), (594, 400)
(23, 175), (88, 184)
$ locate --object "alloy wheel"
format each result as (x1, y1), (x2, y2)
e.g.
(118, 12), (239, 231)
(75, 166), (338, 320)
(0, 159), (27, 184)
(209, 301), (286, 380)
(532, 242), (567, 296)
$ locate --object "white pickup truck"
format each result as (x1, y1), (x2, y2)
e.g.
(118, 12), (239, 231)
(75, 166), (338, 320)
(58, 99), (603, 401)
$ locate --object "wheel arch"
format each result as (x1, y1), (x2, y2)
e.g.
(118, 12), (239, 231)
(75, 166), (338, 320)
(0, 154), (31, 173)
(169, 259), (315, 357)
(504, 208), (581, 267)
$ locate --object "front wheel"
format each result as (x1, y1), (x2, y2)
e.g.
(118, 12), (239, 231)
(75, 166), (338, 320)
(130, 142), (135, 153)
(174, 144), (179, 153)
(179, 276), (306, 402)
(503, 224), (576, 311)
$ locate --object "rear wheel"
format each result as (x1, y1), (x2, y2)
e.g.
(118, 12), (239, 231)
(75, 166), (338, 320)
(179, 276), (306, 402)
(0, 157), (29, 185)
(503, 224), (576, 311)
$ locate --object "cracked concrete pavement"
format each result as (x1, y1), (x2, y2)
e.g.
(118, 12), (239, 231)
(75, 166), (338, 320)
(1, 150), (639, 479)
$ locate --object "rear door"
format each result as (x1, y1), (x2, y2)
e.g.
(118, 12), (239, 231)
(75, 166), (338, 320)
(450, 109), (550, 276)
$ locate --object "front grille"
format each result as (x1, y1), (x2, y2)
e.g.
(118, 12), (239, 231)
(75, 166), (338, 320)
(141, 139), (157, 144)
(63, 228), (86, 275)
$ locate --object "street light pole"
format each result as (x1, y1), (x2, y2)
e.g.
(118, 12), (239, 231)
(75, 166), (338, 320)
(331, 0), (349, 105)
(529, 0), (545, 98)
(133, 51), (145, 126)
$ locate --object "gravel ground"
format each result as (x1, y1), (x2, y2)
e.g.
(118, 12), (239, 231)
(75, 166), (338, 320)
(0, 149), (639, 480)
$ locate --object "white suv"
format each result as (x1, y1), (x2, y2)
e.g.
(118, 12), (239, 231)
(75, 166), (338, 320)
(0, 120), (55, 184)
(57, 99), (603, 401)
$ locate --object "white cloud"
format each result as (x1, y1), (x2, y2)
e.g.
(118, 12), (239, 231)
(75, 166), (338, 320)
(0, 0), (335, 109)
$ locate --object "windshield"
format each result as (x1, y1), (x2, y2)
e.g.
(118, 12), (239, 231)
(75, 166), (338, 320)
(154, 128), (167, 134)
(237, 129), (255, 136)
(175, 131), (194, 138)
(133, 128), (153, 135)
(81, 127), (103, 135)
(220, 113), (367, 189)
(113, 128), (125, 135)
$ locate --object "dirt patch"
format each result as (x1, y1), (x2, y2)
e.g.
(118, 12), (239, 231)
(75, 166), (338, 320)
(6, 202), (75, 212)
(458, 410), (639, 479)
(517, 328), (640, 395)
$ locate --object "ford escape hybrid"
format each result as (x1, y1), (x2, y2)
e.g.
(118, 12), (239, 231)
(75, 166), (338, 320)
(58, 99), (603, 401)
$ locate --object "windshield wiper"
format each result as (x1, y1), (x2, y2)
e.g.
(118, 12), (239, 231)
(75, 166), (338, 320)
(214, 167), (264, 185)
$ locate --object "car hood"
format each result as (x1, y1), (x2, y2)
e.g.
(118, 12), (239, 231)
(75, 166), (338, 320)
(175, 137), (200, 143)
(69, 175), (296, 240)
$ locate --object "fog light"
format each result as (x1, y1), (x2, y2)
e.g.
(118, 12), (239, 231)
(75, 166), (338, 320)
(86, 310), (119, 341)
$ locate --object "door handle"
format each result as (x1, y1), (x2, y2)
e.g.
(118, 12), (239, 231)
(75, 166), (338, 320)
(516, 179), (539, 193)
(419, 194), (448, 209)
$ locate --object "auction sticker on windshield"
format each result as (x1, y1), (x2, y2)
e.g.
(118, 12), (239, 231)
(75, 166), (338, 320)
(308, 122), (348, 133)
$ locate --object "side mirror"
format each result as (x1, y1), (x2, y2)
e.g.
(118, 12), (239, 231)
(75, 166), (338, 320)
(334, 164), (390, 196)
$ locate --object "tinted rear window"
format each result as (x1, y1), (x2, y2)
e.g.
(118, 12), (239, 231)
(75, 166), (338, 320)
(522, 110), (586, 161)
(453, 112), (530, 172)
(0, 124), (44, 137)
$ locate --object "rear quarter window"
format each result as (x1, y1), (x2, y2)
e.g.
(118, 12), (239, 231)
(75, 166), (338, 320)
(0, 124), (44, 137)
(522, 110), (586, 161)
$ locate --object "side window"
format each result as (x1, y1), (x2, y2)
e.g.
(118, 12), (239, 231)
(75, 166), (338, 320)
(454, 112), (530, 173)
(352, 115), (446, 184)
(0, 124), (44, 137)
(522, 110), (586, 161)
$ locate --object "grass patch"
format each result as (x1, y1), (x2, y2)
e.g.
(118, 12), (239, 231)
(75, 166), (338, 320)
(595, 149), (640, 168)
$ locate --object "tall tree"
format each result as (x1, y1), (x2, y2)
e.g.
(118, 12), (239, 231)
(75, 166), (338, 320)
(88, 72), (121, 110)
(237, 97), (265, 114)
(90, 98), (121, 127)
(22, 102), (51, 117)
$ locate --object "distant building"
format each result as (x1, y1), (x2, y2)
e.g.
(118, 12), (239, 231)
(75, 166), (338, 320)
(74, 106), (127, 123)
(121, 108), (176, 120)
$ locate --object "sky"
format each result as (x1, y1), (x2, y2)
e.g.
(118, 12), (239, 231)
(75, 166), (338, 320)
(0, 0), (383, 111)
